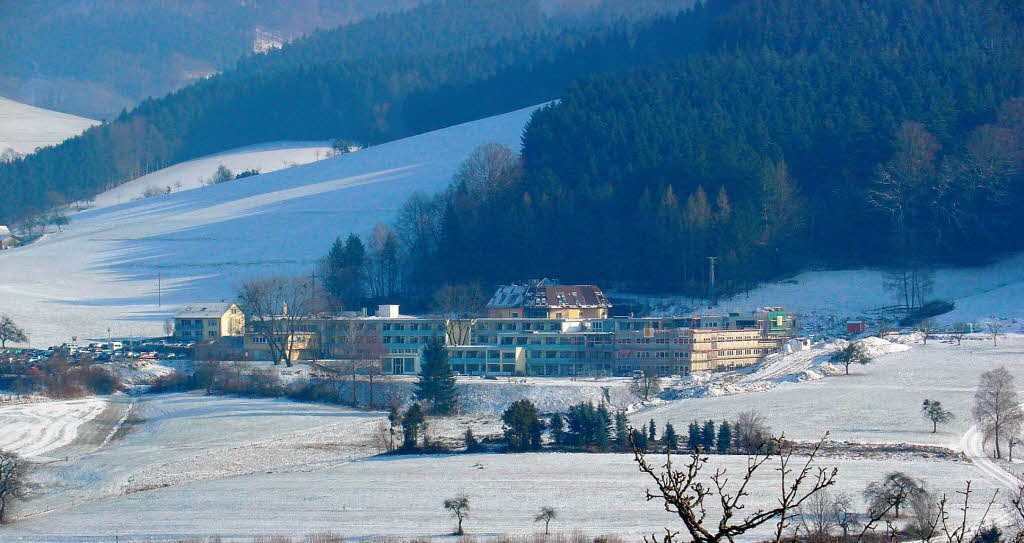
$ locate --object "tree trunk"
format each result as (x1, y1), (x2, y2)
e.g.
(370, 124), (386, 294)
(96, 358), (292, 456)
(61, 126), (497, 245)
(995, 427), (1002, 459)
(845, 361), (850, 375)
(368, 374), (375, 409)
(932, 420), (937, 433)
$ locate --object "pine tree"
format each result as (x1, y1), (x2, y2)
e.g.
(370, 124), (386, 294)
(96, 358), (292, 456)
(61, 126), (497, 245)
(648, 418), (657, 442)
(595, 404), (612, 452)
(502, 399), (544, 452)
(631, 428), (648, 452)
(702, 420), (716, 450)
(687, 421), (702, 451)
(615, 411), (630, 451)
(663, 422), (679, 451)
(415, 340), (458, 415)
(549, 413), (565, 446)
(402, 403), (425, 450)
(717, 421), (732, 454)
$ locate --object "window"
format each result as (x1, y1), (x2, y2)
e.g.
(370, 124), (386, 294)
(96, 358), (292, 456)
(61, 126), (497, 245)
(208, 331), (216, 337)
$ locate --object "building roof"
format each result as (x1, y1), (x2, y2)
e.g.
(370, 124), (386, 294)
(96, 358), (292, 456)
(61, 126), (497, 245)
(486, 285), (529, 309)
(527, 285), (611, 309)
(174, 302), (237, 319)
(487, 281), (612, 310)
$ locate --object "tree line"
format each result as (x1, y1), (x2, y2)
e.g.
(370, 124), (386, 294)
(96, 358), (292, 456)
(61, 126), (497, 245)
(387, 0), (1024, 296)
(0, 1), (710, 224)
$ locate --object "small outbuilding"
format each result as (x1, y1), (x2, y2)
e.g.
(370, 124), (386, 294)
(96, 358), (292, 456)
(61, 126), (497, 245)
(845, 320), (867, 334)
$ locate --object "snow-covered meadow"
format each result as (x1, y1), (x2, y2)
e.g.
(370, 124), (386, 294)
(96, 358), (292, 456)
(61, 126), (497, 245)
(1, 337), (1021, 540)
(0, 104), (542, 347)
(0, 96), (97, 156)
(0, 451), (998, 541)
(634, 334), (1024, 451)
(0, 397), (108, 459)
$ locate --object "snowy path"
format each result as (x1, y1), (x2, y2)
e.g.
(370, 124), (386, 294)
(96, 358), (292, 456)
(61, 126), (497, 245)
(0, 398), (107, 458)
(962, 423), (1021, 490)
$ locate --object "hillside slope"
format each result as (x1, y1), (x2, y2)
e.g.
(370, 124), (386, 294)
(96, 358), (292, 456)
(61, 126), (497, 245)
(88, 141), (332, 209)
(0, 104), (542, 347)
(0, 96), (97, 156)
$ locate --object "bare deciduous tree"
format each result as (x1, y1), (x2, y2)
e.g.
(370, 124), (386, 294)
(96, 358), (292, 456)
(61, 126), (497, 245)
(985, 319), (1002, 347)
(973, 366), (1022, 459)
(433, 283), (486, 346)
(237, 276), (325, 367)
(908, 487), (941, 542)
(535, 506), (557, 535)
(630, 367), (663, 402)
(336, 321), (387, 407)
(863, 472), (925, 519)
(633, 430), (837, 543)
(444, 493), (470, 535)
(0, 451), (27, 524)
(733, 410), (771, 454)
(950, 324), (968, 346)
(0, 315), (28, 349)
(831, 492), (860, 543)
(919, 319), (935, 345)
(798, 489), (837, 543)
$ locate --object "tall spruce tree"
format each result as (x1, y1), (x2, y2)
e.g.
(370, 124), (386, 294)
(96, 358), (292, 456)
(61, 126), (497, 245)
(648, 418), (657, 442)
(664, 422), (679, 451)
(702, 420), (716, 450)
(687, 421), (702, 451)
(615, 411), (630, 451)
(549, 413), (565, 446)
(717, 421), (733, 454)
(414, 339), (458, 415)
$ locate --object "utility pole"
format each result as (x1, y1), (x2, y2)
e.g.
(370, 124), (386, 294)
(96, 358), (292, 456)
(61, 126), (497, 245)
(707, 256), (717, 307)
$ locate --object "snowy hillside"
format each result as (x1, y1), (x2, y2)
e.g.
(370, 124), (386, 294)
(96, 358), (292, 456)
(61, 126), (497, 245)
(0, 96), (97, 156)
(0, 104), (542, 347)
(637, 253), (1024, 336)
(87, 141), (333, 209)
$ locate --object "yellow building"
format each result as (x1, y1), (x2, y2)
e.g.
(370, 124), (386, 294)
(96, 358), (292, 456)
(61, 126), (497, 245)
(243, 331), (318, 362)
(173, 303), (245, 342)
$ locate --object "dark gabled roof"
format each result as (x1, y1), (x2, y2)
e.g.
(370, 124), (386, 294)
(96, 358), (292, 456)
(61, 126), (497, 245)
(527, 285), (611, 309)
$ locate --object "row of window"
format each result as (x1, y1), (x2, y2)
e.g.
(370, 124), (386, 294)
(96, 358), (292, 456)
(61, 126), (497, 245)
(181, 330), (217, 338)
(177, 319), (219, 327)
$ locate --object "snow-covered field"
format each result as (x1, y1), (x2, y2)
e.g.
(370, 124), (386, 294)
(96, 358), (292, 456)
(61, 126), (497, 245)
(87, 141), (332, 209)
(0, 398), (107, 459)
(9, 393), (386, 524)
(634, 334), (1024, 451)
(0, 96), (97, 156)
(2, 451), (998, 541)
(0, 104), (542, 347)
(1, 338), (1021, 540)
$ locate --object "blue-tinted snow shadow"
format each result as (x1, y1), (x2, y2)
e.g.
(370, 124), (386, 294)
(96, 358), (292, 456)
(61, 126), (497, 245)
(74, 166), (445, 309)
